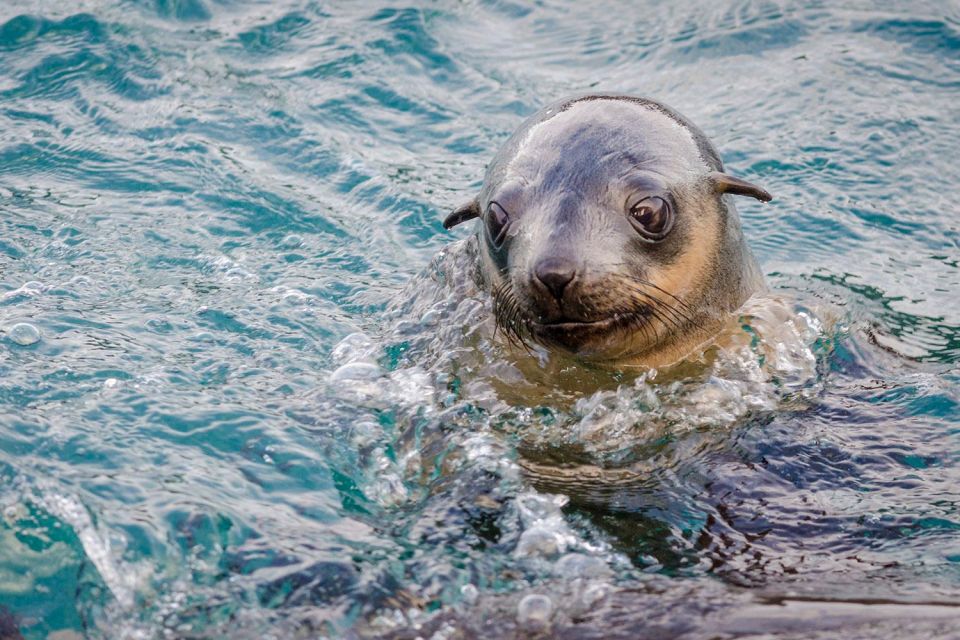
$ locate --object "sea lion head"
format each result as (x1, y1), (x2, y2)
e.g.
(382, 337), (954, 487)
(444, 94), (771, 365)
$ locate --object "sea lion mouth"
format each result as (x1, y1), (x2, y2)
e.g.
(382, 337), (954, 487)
(529, 311), (653, 353)
(532, 316), (619, 331)
(491, 277), (691, 359)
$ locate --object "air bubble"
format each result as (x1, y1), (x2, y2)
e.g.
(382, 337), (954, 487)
(517, 593), (553, 630)
(7, 322), (40, 346)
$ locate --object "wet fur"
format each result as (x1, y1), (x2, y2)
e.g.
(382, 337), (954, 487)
(447, 94), (770, 367)
(492, 272), (701, 357)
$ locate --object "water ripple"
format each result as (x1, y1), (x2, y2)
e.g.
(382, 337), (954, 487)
(1, 1), (959, 638)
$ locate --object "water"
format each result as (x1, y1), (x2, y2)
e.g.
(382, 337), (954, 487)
(1, 1), (959, 637)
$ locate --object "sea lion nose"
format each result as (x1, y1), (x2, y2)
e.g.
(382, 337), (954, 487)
(534, 257), (577, 302)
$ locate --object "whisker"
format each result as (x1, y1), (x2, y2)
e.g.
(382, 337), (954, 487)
(606, 265), (699, 315)
(487, 268), (702, 357)
(619, 283), (693, 331)
(492, 280), (533, 351)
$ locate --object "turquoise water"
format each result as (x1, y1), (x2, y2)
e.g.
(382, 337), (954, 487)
(1, 0), (960, 637)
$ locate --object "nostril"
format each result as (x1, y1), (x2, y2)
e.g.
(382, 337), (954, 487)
(534, 257), (576, 302)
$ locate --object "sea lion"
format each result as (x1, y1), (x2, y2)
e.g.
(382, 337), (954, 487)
(443, 94), (772, 368)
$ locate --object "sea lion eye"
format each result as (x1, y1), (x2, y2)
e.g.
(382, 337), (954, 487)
(485, 201), (510, 247)
(628, 196), (673, 241)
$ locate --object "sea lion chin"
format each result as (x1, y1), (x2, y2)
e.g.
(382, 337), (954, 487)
(443, 94), (772, 368)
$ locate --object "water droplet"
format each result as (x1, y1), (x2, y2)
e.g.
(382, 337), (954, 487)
(7, 322), (40, 346)
(554, 553), (613, 579)
(460, 583), (479, 605)
(515, 526), (562, 557)
(331, 332), (376, 364)
(330, 362), (383, 382)
(280, 234), (303, 249)
(420, 309), (441, 326)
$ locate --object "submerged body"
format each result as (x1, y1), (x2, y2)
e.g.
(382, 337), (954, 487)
(444, 94), (772, 368)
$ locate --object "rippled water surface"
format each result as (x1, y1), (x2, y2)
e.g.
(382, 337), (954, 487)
(1, 1), (959, 638)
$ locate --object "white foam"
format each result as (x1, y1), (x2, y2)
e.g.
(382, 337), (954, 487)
(514, 492), (577, 559)
(36, 492), (145, 610)
(2, 281), (46, 302)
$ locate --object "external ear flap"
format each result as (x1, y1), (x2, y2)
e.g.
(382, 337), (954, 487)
(442, 198), (481, 229)
(710, 172), (773, 202)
